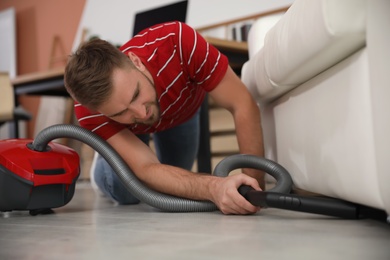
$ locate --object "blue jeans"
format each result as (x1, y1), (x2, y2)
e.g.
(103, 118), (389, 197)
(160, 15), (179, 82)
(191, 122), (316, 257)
(93, 110), (200, 204)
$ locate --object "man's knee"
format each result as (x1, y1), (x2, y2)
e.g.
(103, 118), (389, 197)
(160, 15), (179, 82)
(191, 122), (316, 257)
(94, 156), (140, 205)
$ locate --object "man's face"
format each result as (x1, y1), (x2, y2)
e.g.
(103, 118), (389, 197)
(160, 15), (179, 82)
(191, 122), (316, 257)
(97, 66), (160, 125)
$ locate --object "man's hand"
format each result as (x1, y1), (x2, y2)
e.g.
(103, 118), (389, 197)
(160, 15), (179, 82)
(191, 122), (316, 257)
(243, 168), (266, 190)
(210, 174), (262, 215)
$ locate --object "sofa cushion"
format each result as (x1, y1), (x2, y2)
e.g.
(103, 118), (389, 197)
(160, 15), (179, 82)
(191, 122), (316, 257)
(247, 12), (284, 58)
(243, 0), (367, 102)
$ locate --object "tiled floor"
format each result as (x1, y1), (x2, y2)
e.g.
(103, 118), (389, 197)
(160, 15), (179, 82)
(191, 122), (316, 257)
(1, 182), (389, 260)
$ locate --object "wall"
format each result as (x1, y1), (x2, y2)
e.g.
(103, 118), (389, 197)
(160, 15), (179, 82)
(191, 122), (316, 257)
(0, 8), (17, 78)
(0, 0), (86, 138)
(0, 0), (86, 75)
(73, 0), (294, 50)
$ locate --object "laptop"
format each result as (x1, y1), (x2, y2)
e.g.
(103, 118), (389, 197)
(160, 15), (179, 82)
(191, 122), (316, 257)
(132, 0), (188, 36)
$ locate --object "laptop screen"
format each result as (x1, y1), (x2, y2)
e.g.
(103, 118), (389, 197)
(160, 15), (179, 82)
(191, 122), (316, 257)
(132, 0), (188, 36)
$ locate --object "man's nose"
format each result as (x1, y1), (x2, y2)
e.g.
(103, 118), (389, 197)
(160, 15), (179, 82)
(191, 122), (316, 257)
(131, 104), (147, 119)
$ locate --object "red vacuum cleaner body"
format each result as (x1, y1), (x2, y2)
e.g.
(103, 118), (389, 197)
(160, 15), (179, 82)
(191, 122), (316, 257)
(0, 139), (80, 212)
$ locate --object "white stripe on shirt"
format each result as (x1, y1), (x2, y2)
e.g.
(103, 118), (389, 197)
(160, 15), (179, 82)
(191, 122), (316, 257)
(197, 52), (221, 85)
(91, 122), (109, 132)
(78, 114), (104, 122)
(195, 43), (210, 75)
(147, 48), (158, 62)
(178, 22), (183, 65)
(157, 46), (176, 77)
(160, 84), (190, 117)
(158, 71), (183, 101)
(187, 28), (197, 66)
(122, 33), (175, 53)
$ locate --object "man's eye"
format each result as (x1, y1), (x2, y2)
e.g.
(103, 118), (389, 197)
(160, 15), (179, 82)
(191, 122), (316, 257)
(132, 89), (139, 101)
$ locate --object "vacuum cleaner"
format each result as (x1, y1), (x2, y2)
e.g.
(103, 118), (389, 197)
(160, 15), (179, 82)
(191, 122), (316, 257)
(0, 124), (385, 219)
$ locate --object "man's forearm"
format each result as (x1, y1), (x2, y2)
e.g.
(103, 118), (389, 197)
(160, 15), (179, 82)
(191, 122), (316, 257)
(138, 163), (218, 201)
(233, 99), (265, 188)
(234, 101), (264, 156)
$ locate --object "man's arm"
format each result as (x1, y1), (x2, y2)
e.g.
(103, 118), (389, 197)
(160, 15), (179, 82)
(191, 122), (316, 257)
(209, 66), (265, 189)
(107, 128), (261, 214)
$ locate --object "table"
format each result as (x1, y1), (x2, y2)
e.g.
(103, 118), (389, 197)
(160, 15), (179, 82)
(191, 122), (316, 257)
(204, 36), (249, 75)
(10, 67), (67, 138)
(12, 67), (67, 97)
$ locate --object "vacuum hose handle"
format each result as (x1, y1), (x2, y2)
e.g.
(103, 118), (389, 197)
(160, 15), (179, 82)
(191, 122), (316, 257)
(239, 187), (359, 219)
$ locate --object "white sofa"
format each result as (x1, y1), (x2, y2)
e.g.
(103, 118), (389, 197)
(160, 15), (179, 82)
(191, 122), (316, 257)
(241, 0), (390, 216)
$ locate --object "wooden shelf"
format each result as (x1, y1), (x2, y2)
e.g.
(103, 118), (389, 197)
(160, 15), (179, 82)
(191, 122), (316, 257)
(196, 6), (290, 33)
(204, 36), (248, 53)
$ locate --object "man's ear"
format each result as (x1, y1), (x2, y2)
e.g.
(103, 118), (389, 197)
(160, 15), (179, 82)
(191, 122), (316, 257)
(127, 52), (145, 71)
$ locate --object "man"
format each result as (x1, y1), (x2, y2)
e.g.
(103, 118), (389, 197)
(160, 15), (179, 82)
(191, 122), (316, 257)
(65, 21), (264, 215)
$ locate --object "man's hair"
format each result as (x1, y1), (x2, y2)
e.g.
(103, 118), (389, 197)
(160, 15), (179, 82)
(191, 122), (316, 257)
(64, 38), (134, 110)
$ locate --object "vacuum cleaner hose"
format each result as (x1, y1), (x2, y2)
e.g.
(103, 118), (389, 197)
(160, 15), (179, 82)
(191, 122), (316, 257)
(213, 154), (292, 193)
(31, 124), (292, 212)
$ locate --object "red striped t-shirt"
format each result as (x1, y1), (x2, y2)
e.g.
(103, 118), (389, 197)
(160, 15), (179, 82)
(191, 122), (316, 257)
(74, 21), (228, 140)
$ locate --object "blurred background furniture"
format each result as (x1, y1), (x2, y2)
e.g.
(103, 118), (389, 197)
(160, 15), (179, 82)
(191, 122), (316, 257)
(0, 72), (32, 132)
(9, 68), (66, 138)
